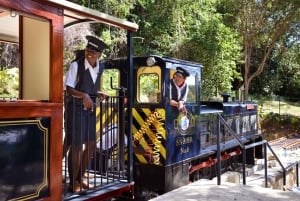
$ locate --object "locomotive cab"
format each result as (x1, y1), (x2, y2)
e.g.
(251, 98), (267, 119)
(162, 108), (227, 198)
(103, 55), (206, 194)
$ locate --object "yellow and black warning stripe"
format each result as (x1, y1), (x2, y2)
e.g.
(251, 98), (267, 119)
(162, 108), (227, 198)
(95, 102), (167, 165)
(95, 104), (118, 142)
(132, 108), (166, 165)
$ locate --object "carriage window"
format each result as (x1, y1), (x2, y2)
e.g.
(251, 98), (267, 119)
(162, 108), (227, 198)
(0, 42), (19, 99)
(101, 69), (120, 96)
(0, 10), (19, 100)
(137, 66), (161, 103)
(0, 10), (50, 100)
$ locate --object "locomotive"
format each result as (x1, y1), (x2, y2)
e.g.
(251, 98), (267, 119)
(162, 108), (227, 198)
(97, 55), (263, 199)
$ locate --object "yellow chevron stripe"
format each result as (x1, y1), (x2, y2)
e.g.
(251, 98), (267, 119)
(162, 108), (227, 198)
(96, 106), (117, 141)
(132, 120), (151, 164)
(142, 108), (166, 139)
(139, 108), (166, 158)
(132, 108), (166, 160)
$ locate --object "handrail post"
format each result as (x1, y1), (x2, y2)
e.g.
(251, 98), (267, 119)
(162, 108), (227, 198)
(217, 114), (221, 185)
(264, 142), (268, 187)
(283, 170), (286, 187)
(242, 148), (246, 185)
(297, 162), (299, 187)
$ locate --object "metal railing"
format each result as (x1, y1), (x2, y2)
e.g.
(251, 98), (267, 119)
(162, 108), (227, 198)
(216, 112), (267, 186)
(266, 143), (299, 187)
(216, 112), (299, 188)
(62, 95), (130, 200)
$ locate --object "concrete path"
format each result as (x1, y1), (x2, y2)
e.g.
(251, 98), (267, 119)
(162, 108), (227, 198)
(149, 180), (300, 201)
(149, 134), (300, 201)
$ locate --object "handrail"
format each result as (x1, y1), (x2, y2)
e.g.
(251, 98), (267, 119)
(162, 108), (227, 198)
(63, 95), (131, 200)
(266, 143), (299, 188)
(216, 113), (268, 187)
(218, 113), (245, 148)
(216, 112), (299, 189)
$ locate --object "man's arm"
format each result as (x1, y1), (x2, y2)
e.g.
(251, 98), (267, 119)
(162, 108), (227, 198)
(66, 86), (94, 111)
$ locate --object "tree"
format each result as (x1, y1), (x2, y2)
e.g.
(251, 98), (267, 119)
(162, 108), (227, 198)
(132, 0), (242, 99)
(236, 0), (300, 100)
(275, 41), (300, 99)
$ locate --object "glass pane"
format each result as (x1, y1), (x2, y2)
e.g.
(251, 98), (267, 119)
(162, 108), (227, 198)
(186, 75), (196, 103)
(0, 9), (19, 99)
(138, 73), (159, 103)
(0, 42), (19, 99)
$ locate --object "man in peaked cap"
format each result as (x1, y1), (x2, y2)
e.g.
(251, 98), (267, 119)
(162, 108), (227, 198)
(169, 67), (190, 117)
(64, 35), (109, 192)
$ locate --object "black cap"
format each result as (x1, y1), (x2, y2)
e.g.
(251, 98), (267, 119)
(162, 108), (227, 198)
(86, 35), (108, 52)
(175, 67), (190, 78)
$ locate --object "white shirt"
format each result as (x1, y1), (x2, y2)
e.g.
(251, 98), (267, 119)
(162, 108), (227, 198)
(64, 58), (99, 88)
(170, 79), (188, 102)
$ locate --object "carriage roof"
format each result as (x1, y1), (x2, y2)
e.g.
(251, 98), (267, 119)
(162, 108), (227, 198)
(0, 0), (138, 43)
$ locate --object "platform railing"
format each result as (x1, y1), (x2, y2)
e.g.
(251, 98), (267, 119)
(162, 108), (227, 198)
(62, 95), (130, 200)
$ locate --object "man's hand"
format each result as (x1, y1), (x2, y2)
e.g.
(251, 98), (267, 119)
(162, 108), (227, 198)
(97, 91), (109, 102)
(178, 101), (187, 115)
(82, 93), (94, 111)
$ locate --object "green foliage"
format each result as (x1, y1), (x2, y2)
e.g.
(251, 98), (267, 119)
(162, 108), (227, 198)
(261, 112), (300, 130)
(65, 0), (299, 100)
(250, 39), (300, 98)
(224, 0), (300, 99)
(181, 19), (242, 99)
(1, 0), (298, 100)
(131, 0), (242, 99)
(101, 69), (120, 96)
(0, 68), (19, 98)
(139, 73), (158, 95)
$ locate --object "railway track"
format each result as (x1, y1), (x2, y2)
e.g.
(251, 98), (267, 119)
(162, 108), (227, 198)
(268, 134), (300, 151)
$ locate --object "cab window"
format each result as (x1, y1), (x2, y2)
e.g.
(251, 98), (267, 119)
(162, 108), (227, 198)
(170, 68), (197, 103)
(137, 66), (161, 103)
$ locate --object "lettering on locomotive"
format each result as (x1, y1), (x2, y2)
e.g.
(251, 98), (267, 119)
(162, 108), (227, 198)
(175, 136), (193, 146)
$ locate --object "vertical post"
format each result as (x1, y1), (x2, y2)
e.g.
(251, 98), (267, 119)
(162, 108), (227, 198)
(283, 170), (286, 186)
(119, 89), (125, 171)
(127, 31), (134, 183)
(264, 142), (268, 187)
(278, 96), (280, 115)
(217, 114), (221, 185)
(296, 163), (299, 187)
(242, 148), (246, 185)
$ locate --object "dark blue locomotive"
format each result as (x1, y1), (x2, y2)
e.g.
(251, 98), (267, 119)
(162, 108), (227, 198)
(102, 55), (263, 198)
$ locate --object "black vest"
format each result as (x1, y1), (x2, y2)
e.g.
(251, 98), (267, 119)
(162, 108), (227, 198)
(170, 79), (187, 102)
(75, 58), (103, 96)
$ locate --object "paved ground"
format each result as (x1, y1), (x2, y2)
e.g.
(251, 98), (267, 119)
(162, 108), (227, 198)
(149, 180), (300, 201)
(150, 137), (300, 201)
